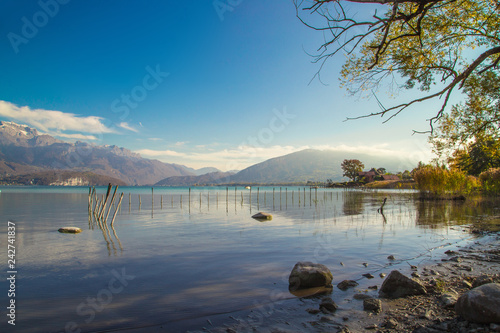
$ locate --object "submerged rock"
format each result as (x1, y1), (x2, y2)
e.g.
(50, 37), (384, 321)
(289, 262), (333, 290)
(379, 270), (427, 298)
(289, 286), (332, 298)
(58, 227), (82, 234)
(337, 280), (359, 291)
(306, 308), (320, 314)
(455, 283), (500, 324)
(319, 297), (338, 313)
(353, 293), (372, 300)
(251, 212), (272, 220)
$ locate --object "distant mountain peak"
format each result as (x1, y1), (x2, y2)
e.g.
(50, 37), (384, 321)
(0, 120), (194, 185)
(0, 120), (39, 137)
(0, 120), (62, 147)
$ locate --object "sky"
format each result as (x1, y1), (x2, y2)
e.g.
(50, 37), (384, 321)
(0, 0), (452, 171)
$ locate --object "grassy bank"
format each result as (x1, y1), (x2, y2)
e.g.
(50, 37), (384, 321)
(363, 180), (416, 190)
(413, 166), (500, 199)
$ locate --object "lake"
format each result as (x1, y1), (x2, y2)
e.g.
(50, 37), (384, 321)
(0, 186), (498, 332)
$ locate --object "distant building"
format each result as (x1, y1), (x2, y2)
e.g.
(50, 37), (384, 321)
(358, 171), (377, 182)
(381, 175), (400, 181)
(50, 177), (89, 186)
(358, 171), (400, 182)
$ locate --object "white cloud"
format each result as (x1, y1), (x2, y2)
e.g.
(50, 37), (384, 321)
(135, 142), (432, 171)
(137, 145), (304, 170)
(118, 122), (139, 133)
(135, 149), (187, 157)
(0, 100), (115, 135)
(51, 132), (98, 140)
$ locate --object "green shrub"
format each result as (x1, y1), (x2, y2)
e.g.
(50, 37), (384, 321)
(479, 168), (500, 195)
(413, 165), (480, 197)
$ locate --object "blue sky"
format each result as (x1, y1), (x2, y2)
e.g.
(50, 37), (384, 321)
(0, 0), (446, 170)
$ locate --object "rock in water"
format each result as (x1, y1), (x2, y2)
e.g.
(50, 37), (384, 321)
(455, 283), (500, 324)
(251, 212), (272, 220)
(379, 270), (427, 298)
(58, 227), (82, 234)
(337, 280), (359, 291)
(319, 297), (338, 313)
(289, 262), (333, 290)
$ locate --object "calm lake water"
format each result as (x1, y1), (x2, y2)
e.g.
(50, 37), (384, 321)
(0, 186), (498, 332)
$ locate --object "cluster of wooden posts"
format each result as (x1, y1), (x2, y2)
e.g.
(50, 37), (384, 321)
(88, 184), (124, 227)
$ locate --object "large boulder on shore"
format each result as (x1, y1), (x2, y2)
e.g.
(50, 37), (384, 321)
(289, 262), (333, 291)
(379, 270), (427, 298)
(455, 283), (500, 324)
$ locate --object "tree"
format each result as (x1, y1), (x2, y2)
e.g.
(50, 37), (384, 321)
(431, 72), (500, 157)
(430, 71), (500, 174)
(402, 170), (412, 180)
(295, 0), (500, 132)
(450, 137), (500, 176)
(341, 159), (364, 181)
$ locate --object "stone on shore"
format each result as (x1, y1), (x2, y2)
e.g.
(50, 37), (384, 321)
(379, 270), (427, 298)
(440, 292), (458, 308)
(58, 227), (82, 234)
(455, 283), (500, 324)
(472, 274), (494, 288)
(289, 262), (333, 290)
(363, 298), (382, 314)
(251, 212), (272, 220)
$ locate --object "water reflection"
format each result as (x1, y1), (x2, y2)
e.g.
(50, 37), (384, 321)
(3, 187), (500, 333)
(342, 190), (365, 216)
(415, 197), (500, 229)
(87, 187), (499, 256)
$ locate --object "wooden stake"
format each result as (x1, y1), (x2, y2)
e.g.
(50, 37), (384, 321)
(104, 185), (119, 223)
(99, 183), (113, 221)
(110, 193), (124, 226)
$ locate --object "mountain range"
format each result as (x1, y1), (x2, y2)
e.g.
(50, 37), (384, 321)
(0, 121), (416, 186)
(0, 121), (196, 185)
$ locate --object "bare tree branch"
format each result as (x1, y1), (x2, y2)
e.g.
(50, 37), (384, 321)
(297, 0), (500, 133)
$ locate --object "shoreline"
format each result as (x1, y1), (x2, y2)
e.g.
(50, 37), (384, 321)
(119, 229), (500, 333)
(184, 231), (500, 333)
